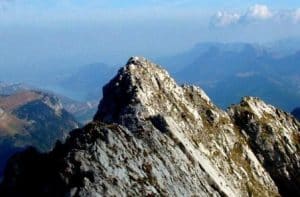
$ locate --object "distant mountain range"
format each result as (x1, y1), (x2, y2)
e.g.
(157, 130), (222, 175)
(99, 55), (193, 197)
(58, 62), (117, 101)
(157, 42), (300, 111)
(2, 40), (300, 114)
(0, 60), (117, 104)
(50, 42), (300, 113)
(0, 90), (79, 178)
(0, 82), (97, 124)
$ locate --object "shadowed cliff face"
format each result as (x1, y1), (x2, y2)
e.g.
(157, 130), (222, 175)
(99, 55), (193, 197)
(0, 91), (79, 177)
(229, 97), (300, 196)
(0, 57), (299, 196)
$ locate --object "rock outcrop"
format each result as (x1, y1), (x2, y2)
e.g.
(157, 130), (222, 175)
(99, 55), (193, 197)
(0, 57), (299, 196)
(229, 97), (300, 196)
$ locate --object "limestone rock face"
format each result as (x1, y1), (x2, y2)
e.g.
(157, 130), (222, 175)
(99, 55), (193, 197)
(94, 57), (279, 196)
(0, 57), (299, 197)
(229, 97), (300, 196)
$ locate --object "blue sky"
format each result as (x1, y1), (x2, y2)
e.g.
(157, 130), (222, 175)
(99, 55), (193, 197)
(7, 0), (300, 9)
(1, 0), (300, 73)
(1, 1), (300, 24)
(2, 1), (300, 14)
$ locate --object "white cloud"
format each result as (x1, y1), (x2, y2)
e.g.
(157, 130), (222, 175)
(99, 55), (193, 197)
(211, 11), (241, 27)
(246, 4), (272, 20)
(293, 9), (300, 23)
(211, 4), (280, 27)
(271, 8), (300, 24)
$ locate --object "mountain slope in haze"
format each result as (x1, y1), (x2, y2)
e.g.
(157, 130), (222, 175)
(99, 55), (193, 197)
(291, 107), (300, 121)
(205, 74), (299, 111)
(0, 90), (79, 177)
(59, 62), (117, 101)
(265, 38), (300, 57)
(158, 42), (266, 73)
(0, 82), (32, 96)
(158, 42), (300, 111)
(1, 57), (300, 196)
(50, 62), (117, 122)
(60, 98), (98, 124)
(0, 81), (97, 124)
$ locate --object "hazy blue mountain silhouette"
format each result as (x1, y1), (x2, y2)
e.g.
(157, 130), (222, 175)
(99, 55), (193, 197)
(158, 42), (300, 111)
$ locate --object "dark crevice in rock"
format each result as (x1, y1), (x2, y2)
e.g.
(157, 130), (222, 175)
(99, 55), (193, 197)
(150, 114), (170, 134)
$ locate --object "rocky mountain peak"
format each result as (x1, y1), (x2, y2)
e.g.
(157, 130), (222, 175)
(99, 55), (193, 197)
(39, 92), (64, 116)
(94, 56), (176, 122)
(94, 56), (211, 128)
(1, 57), (300, 197)
(92, 57), (282, 196)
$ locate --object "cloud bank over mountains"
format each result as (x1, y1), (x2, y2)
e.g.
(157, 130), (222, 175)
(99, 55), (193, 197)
(211, 4), (300, 27)
(248, 4), (272, 20)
